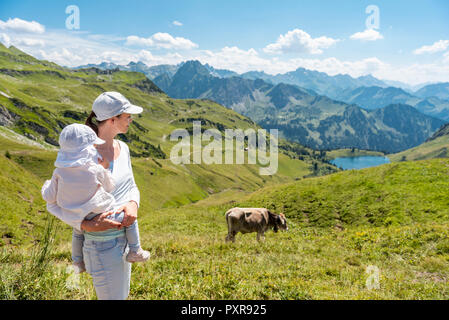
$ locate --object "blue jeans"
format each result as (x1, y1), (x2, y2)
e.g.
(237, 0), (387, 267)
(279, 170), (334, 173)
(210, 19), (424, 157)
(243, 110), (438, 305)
(82, 235), (131, 300)
(71, 211), (142, 264)
(71, 212), (141, 300)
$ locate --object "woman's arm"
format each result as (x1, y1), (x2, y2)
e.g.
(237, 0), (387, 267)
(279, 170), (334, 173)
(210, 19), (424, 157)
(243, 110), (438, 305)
(126, 147), (140, 209)
(117, 142), (140, 227)
(46, 202), (121, 232)
(80, 212), (123, 232)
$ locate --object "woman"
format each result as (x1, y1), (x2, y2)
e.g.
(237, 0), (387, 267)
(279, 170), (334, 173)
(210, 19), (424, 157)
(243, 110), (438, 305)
(46, 91), (144, 300)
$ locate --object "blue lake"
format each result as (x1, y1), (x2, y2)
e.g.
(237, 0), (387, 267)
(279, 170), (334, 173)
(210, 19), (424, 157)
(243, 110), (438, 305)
(330, 156), (390, 170)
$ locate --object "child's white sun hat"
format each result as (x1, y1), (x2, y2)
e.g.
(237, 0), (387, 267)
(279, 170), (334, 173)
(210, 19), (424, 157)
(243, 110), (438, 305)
(55, 123), (105, 168)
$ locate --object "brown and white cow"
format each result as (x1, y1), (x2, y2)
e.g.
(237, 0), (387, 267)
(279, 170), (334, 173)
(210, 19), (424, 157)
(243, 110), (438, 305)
(225, 207), (288, 242)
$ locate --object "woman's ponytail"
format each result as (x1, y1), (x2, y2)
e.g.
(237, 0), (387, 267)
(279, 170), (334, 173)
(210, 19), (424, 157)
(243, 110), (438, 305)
(85, 111), (100, 135)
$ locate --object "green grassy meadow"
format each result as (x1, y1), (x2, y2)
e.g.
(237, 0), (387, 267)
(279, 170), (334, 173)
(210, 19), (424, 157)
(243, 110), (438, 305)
(1, 135), (448, 299)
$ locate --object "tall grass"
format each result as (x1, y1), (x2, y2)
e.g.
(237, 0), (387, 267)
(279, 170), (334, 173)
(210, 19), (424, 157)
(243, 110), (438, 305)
(29, 214), (56, 275)
(0, 214), (57, 299)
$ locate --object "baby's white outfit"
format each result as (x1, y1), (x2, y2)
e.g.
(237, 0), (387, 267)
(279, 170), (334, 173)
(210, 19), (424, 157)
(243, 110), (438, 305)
(41, 154), (116, 230)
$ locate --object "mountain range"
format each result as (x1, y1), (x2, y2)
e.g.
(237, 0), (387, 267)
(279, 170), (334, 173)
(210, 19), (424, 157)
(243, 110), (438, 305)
(74, 60), (449, 98)
(239, 69), (390, 99)
(152, 60), (446, 153)
(72, 59), (449, 153)
(75, 60), (393, 97)
(333, 86), (449, 121)
(415, 82), (449, 100)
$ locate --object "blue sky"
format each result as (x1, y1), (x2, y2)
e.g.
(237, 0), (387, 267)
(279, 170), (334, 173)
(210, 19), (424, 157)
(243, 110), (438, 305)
(1, 0), (448, 85)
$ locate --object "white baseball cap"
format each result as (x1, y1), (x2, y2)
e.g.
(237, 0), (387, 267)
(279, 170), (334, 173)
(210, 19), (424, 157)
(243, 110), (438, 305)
(92, 91), (143, 121)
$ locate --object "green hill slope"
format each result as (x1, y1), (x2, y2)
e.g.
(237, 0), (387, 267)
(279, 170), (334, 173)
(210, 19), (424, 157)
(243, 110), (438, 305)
(236, 159), (449, 228)
(0, 150), (47, 246)
(389, 135), (449, 162)
(389, 123), (449, 162)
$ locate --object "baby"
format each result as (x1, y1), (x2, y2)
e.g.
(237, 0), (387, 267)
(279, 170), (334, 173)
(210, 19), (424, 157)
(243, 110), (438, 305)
(41, 123), (150, 273)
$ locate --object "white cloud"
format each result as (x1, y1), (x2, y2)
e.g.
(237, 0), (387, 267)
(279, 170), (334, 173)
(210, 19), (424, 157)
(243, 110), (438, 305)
(16, 38), (45, 47)
(195, 48), (389, 79)
(173, 21), (183, 27)
(39, 48), (83, 66)
(350, 29), (383, 41)
(192, 48), (382, 77)
(279, 56), (388, 79)
(0, 33), (11, 47)
(33, 34), (186, 67)
(281, 56), (449, 85)
(86, 34), (126, 42)
(444, 52), (449, 64)
(197, 46), (274, 73)
(0, 18), (45, 34)
(385, 62), (449, 85)
(126, 33), (198, 50)
(263, 29), (339, 55)
(0, 31), (44, 48)
(413, 40), (449, 55)
(199, 51), (449, 86)
(134, 50), (184, 66)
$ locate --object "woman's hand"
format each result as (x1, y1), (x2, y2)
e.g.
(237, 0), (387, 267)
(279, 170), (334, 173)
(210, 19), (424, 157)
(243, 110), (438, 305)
(80, 211), (123, 232)
(115, 201), (138, 227)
